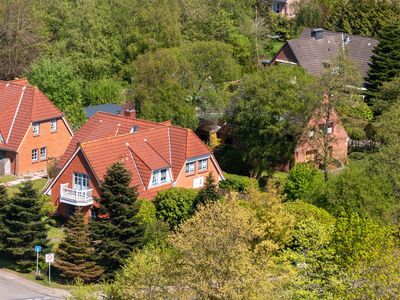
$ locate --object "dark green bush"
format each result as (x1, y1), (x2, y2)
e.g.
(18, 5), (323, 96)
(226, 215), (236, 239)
(349, 152), (367, 161)
(154, 188), (198, 229)
(219, 173), (258, 192)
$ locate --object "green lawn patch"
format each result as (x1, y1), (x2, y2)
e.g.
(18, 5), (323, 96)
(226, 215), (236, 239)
(0, 175), (17, 183)
(48, 225), (65, 250)
(6, 178), (48, 196)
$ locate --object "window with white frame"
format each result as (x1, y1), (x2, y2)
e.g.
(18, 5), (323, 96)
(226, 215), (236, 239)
(73, 173), (90, 190)
(198, 159), (208, 171)
(272, 1), (280, 13)
(32, 122), (40, 136)
(151, 168), (169, 186)
(50, 119), (57, 132)
(32, 149), (38, 162)
(185, 162), (195, 174)
(40, 147), (47, 160)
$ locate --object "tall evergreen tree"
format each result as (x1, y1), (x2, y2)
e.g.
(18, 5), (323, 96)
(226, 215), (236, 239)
(4, 181), (48, 271)
(90, 162), (143, 278)
(54, 208), (103, 283)
(0, 185), (9, 254)
(196, 172), (220, 205)
(366, 22), (400, 102)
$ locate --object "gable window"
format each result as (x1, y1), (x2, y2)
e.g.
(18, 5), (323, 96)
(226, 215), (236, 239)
(305, 149), (317, 162)
(50, 119), (57, 132)
(198, 159), (208, 171)
(186, 162), (195, 174)
(32, 149), (38, 162)
(319, 123), (334, 135)
(40, 147), (47, 160)
(327, 123), (333, 134)
(73, 173), (90, 190)
(32, 122), (40, 136)
(272, 1), (280, 13)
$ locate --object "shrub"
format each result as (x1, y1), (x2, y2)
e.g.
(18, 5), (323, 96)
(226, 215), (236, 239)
(154, 188), (198, 229)
(284, 163), (323, 201)
(133, 199), (156, 225)
(84, 78), (124, 106)
(219, 173), (258, 192)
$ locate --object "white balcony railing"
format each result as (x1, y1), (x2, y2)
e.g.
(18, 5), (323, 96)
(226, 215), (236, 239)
(60, 183), (93, 206)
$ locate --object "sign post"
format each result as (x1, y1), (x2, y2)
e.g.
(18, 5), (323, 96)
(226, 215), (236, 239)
(34, 245), (42, 275)
(45, 253), (54, 284)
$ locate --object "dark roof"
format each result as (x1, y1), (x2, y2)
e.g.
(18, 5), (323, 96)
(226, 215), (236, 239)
(84, 104), (123, 118)
(277, 28), (378, 79)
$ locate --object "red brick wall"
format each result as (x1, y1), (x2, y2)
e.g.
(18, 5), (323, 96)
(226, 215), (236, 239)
(17, 118), (72, 175)
(295, 109), (349, 167)
(175, 157), (221, 189)
(51, 150), (100, 220)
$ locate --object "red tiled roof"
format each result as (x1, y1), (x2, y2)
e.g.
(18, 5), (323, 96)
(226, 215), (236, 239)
(52, 114), (212, 198)
(0, 80), (64, 151)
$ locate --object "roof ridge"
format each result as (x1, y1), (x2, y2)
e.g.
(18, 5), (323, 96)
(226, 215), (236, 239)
(128, 145), (152, 171)
(95, 111), (168, 127)
(144, 138), (171, 167)
(79, 126), (162, 146)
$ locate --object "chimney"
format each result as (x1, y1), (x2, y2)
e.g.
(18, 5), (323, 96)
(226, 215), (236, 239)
(311, 28), (324, 40)
(124, 109), (136, 119)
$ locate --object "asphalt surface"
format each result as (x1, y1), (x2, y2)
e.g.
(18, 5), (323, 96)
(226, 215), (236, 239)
(0, 269), (68, 300)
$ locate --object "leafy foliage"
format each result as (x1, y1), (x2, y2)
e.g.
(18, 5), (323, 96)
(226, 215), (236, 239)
(219, 172), (259, 192)
(154, 188), (198, 229)
(196, 172), (220, 205)
(284, 163), (323, 201)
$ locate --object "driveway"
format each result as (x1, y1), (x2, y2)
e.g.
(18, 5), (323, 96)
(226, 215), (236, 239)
(0, 269), (69, 300)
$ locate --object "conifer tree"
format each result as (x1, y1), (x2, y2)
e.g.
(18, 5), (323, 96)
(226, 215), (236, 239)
(4, 181), (48, 271)
(366, 22), (400, 101)
(90, 162), (142, 278)
(196, 172), (220, 205)
(0, 185), (9, 254)
(54, 208), (103, 283)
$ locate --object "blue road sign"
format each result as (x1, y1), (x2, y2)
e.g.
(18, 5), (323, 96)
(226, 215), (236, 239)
(34, 245), (42, 253)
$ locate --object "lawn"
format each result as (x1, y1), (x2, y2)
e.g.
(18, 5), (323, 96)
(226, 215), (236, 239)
(0, 175), (17, 183)
(48, 225), (65, 250)
(6, 178), (48, 196)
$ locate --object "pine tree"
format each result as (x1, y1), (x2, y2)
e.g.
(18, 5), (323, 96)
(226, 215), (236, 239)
(196, 172), (220, 205)
(54, 208), (103, 283)
(366, 22), (400, 102)
(0, 185), (9, 254)
(4, 181), (49, 271)
(90, 162), (142, 278)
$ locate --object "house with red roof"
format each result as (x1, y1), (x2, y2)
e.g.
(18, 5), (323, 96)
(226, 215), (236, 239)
(45, 111), (224, 219)
(0, 79), (73, 176)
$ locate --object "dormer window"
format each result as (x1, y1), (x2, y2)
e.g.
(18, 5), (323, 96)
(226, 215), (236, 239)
(33, 122), (40, 136)
(130, 125), (139, 133)
(150, 168), (170, 187)
(186, 162), (195, 174)
(0, 132), (4, 144)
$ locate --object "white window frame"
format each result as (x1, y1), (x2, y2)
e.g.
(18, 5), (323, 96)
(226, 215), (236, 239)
(73, 172), (90, 190)
(40, 147), (47, 160)
(150, 168), (170, 187)
(327, 123), (333, 134)
(32, 148), (38, 162)
(160, 169), (167, 183)
(198, 159), (208, 171)
(50, 119), (57, 132)
(32, 122), (40, 136)
(185, 162), (195, 174)
(272, 1), (280, 13)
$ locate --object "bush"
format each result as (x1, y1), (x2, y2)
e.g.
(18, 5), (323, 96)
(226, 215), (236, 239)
(284, 163), (323, 201)
(154, 188), (198, 229)
(84, 78), (124, 106)
(213, 144), (251, 176)
(349, 151), (367, 161)
(219, 173), (258, 192)
(133, 199), (156, 225)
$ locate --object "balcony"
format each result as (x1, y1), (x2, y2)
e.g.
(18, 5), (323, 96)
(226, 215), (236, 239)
(60, 183), (93, 206)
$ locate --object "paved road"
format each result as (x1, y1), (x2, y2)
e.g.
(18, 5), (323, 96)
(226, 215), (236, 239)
(0, 269), (68, 300)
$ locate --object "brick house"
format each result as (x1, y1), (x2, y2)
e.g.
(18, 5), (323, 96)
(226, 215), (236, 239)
(0, 79), (73, 176)
(44, 112), (224, 219)
(295, 104), (349, 167)
(271, 0), (299, 18)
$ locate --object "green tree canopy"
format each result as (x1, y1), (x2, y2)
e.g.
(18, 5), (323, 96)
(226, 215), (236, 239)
(230, 65), (319, 176)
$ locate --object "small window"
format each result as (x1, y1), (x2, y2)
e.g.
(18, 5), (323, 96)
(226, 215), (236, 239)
(32, 122), (40, 136)
(198, 159), (208, 171)
(272, 2), (280, 13)
(308, 130), (314, 137)
(40, 147), (47, 160)
(327, 123), (334, 134)
(152, 172), (158, 185)
(50, 119), (57, 132)
(32, 149), (38, 162)
(130, 125), (139, 133)
(305, 150), (317, 162)
(186, 162), (195, 174)
(160, 169), (167, 182)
